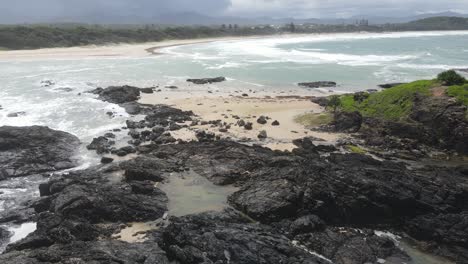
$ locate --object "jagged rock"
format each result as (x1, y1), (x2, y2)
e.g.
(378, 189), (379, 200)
(332, 111), (362, 133)
(272, 120), (280, 126)
(89, 85), (140, 104)
(160, 209), (324, 264)
(0, 240), (170, 263)
(295, 227), (410, 264)
(244, 122), (253, 130)
(100, 157), (114, 164)
(0, 126), (80, 179)
(86, 136), (114, 154)
(187, 77), (226, 84)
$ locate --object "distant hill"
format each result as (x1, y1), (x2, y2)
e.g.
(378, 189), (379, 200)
(396, 16), (468, 30)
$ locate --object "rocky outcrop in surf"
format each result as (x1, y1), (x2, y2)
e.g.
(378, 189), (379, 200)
(187, 77), (226, 84)
(0, 126), (80, 180)
(298, 81), (337, 88)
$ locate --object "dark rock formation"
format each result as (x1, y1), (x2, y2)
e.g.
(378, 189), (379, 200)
(89, 85), (141, 104)
(0, 240), (170, 263)
(187, 77), (226, 84)
(0, 126), (80, 179)
(257, 130), (267, 139)
(86, 136), (114, 154)
(310, 97), (329, 107)
(331, 111), (363, 133)
(298, 81), (337, 88)
(378, 83), (407, 89)
(160, 209), (325, 264)
(256, 115), (267, 124)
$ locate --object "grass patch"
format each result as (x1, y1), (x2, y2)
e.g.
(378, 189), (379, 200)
(345, 145), (367, 154)
(295, 112), (333, 127)
(339, 80), (435, 120)
(447, 83), (468, 106)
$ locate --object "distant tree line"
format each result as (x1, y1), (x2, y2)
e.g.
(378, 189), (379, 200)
(0, 16), (467, 50)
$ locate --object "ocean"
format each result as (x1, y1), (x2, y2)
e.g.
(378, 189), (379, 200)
(0, 30), (464, 262)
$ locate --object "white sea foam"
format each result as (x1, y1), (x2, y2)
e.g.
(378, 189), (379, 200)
(396, 63), (467, 70)
(7, 222), (37, 244)
(206, 62), (246, 70)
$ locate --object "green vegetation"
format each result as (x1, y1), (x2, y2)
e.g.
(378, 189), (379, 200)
(345, 145), (367, 154)
(327, 95), (342, 113)
(437, 70), (466, 86)
(339, 80), (435, 120)
(0, 24), (278, 50)
(295, 113), (333, 127)
(447, 84), (468, 106)
(0, 16), (467, 50)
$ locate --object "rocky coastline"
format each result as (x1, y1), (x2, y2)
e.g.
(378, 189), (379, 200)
(0, 83), (467, 264)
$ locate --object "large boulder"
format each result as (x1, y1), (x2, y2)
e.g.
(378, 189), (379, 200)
(0, 126), (80, 179)
(89, 85), (141, 104)
(332, 111), (362, 133)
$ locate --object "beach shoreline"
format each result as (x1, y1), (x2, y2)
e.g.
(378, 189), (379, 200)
(0, 35), (273, 61)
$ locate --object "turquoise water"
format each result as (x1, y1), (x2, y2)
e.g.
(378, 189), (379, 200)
(164, 31), (468, 90)
(0, 30), (467, 149)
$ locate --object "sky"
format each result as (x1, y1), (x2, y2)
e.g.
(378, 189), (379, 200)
(1, 0), (468, 23)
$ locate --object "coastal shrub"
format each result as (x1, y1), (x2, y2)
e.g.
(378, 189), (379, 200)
(294, 113), (333, 127)
(340, 80), (434, 120)
(447, 84), (468, 106)
(327, 95), (342, 113)
(437, 70), (466, 86)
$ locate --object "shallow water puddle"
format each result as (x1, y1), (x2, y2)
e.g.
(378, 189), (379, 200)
(160, 170), (238, 217)
(113, 222), (156, 243)
(400, 240), (455, 264)
(375, 231), (455, 264)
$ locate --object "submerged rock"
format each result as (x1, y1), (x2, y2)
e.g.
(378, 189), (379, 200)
(298, 81), (337, 88)
(0, 126), (80, 179)
(378, 83), (407, 89)
(187, 77), (226, 85)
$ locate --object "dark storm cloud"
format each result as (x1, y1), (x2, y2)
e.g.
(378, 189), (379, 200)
(0, 0), (231, 23)
(0, 0), (467, 23)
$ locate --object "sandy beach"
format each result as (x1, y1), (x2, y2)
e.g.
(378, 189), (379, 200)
(140, 91), (343, 151)
(0, 35), (265, 61)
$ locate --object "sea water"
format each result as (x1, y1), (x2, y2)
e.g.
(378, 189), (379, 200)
(0, 30), (467, 256)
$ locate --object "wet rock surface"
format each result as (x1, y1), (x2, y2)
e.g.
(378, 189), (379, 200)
(187, 77), (226, 84)
(2, 91), (467, 263)
(298, 81), (337, 88)
(0, 126), (80, 179)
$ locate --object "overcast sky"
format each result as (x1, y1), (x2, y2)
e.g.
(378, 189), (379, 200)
(1, 0), (468, 23)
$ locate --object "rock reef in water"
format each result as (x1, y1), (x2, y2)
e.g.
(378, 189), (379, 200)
(298, 81), (337, 88)
(0, 126), (80, 180)
(187, 77), (226, 85)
